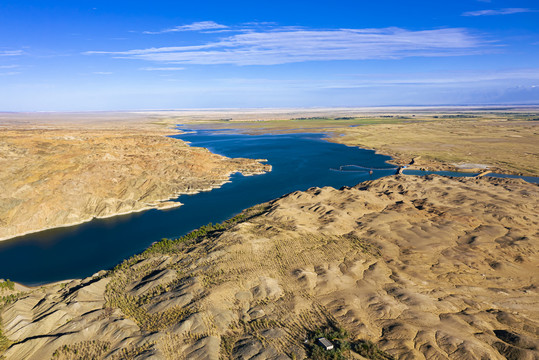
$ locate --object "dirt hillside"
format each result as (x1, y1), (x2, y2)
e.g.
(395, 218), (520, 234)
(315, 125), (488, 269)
(0, 124), (269, 241)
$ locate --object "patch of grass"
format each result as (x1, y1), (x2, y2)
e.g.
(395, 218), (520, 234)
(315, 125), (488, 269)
(0, 281), (14, 292)
(51, 340), (111, 360)
(353, 340), (394, 360)
(110, 342), (155, 360)
(51, 337), (154, 359)
(305, 323), (394, 360)
(201, 269), (226, 287)
(220, 333), (241, 359)
(145, 205), (271, 256)
(105, 270), (193, 332)
(342, 233), (382, 257)
(0, 320), (12, 356)
(0, 294), (20, 307)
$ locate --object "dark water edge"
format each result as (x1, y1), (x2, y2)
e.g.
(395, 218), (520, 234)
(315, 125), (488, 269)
(1, 128), (537, 286)
(0, 129), (398, 286)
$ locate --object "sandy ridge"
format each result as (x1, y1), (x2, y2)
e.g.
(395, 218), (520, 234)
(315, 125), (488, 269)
(2, 175), (537, 359)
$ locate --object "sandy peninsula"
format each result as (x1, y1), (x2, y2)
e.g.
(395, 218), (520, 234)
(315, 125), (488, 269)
(0, 112), (270, 241)
(1, 175), (537, 359)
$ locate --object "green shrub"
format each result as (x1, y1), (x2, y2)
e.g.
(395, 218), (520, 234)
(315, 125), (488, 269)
(353, 340), (394, 360)
(0, 280), (14, 291)
(0, 324), (11, 354)
(142, 204), (270, 256)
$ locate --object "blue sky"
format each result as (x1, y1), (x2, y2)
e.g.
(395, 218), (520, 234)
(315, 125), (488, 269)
(1, 0), (538, 111)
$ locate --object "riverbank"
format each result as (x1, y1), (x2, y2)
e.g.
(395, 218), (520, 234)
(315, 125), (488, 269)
(0, 113), (270, 241)
(328, 117), (538, 176)
(154, 106), (538, 177)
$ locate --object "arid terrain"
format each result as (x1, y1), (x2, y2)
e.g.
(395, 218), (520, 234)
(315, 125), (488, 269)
(153, 106), (539, 176)
(1, 107), (537, 241)
(0, 113), (270, 240)
(332, 117), (538, 176)
(1, 175), (538, 359)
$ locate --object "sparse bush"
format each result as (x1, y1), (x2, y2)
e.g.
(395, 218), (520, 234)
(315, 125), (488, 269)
(0, 294), (20, 307)
(51, 340), (110, 360)
(142, 204), (271, 256)
(353, 340), (394, 360)
(0, 280), (14, 291)
(0, 325), (11, 355)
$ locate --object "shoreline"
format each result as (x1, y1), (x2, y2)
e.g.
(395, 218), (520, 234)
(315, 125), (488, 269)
(0, 119), (271, 243)
(184, 124), (538, 178)
(0, 167), (271, 243)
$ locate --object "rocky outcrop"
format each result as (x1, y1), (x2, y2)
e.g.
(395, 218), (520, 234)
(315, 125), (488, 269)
(0, 127), (270, 240)
(1, 175), (538, 359)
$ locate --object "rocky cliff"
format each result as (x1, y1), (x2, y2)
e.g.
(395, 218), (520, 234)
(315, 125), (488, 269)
(1, 175), (538, 359)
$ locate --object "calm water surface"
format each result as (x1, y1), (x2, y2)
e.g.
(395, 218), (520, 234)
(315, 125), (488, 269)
(0, 129), (398, 285)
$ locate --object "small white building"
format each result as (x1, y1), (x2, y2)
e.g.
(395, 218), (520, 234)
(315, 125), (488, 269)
(317, 337), (334, 351)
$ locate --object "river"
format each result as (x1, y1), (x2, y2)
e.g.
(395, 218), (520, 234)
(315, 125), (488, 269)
(0, 127), (536, 285)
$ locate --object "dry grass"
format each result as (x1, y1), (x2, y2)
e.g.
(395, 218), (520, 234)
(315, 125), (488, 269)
(178, 110), (539, 176)
(51, 340), (110, 360)
(333, 116), (539, 175)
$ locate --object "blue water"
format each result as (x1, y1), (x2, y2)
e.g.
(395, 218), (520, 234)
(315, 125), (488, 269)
(0, 129), (397, 286)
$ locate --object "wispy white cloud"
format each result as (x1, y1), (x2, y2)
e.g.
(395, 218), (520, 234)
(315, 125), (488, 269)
(325, 68), (539, 88)
(0, 50), (23, 56)
(87, 27), (484, 66)
(0, 65), (19, 69)
(156, 68), (539, 94)
(93, 71), (113, 75)
(143, 21), (228, 34)
(0, 71), (20, 76)
(139, 67), (185, 71)
(462, 8), (534, 16)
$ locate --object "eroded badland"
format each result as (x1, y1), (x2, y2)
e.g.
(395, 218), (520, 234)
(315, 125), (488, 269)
(0, 113), (269, 240)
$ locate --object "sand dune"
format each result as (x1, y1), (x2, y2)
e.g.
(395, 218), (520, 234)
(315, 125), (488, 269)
(1, 175), (537, 359)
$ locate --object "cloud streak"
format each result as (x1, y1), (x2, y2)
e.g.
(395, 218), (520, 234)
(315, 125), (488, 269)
(326, 68), (539, 88)
(139, 67), (185, 71)
(87, 27), (484, 66)
(143, 21), (228, 34)
(462, 8), (534, 16)
(0, 50), (23, 56)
